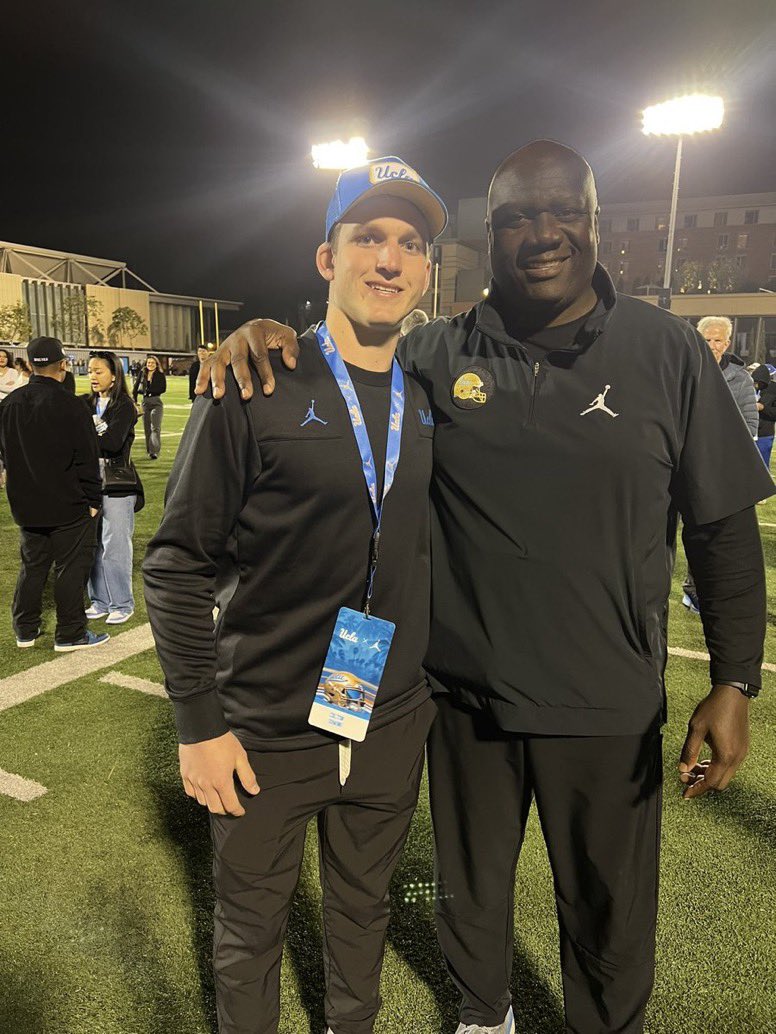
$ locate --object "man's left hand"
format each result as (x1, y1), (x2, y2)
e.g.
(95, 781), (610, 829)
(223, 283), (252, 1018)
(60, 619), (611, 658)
(678, 684), (750, 799)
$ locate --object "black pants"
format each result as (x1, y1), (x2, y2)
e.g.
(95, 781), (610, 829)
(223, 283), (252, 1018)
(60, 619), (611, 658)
(13, 515), (98, 642)
(428, 696), (662, 1034)
(209, 699), (435, 1034)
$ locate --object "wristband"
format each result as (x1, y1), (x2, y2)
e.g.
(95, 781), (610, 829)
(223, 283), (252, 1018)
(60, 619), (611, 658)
(719, 681), (759, 699)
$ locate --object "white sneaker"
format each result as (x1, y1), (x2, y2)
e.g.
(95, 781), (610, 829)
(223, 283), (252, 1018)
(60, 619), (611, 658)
(85, 605), (109, 620)
(106, 610), (134, 625)
(456, 1006), (515, 1034)
(16, 629), (40, 648)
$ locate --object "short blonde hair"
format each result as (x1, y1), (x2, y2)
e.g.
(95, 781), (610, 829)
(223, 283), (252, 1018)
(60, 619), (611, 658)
(697, 316), (732, 340)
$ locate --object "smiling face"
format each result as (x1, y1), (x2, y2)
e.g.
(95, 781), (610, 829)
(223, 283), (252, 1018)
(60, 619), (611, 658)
(197, 347), (209, 362)
(146, 356), (158, 373)
(317, 196), (432, 333)
(487, 142), (599, 323)
(0, 351), (8, 368)
(88, 357), (115, 396)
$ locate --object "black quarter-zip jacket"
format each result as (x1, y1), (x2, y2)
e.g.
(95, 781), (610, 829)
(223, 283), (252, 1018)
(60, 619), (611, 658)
(143, 331), (434, 747)
(400, 266), (773, 736)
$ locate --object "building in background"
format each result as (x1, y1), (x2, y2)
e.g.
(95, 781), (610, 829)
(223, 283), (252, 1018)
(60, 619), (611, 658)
(0, 241), (242, 369)
(428, 192), (776, 363)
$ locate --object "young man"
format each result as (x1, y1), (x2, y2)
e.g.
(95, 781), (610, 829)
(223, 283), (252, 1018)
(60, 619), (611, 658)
(202, 141), (772, 1034)
(142, 158), (447, 1034)
(189, 345), (211, 401)
(0, 336), (108, 652)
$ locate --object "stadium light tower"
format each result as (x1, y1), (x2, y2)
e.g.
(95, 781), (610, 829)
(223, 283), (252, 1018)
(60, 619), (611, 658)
(311, 136), (369, 170)
(641, 94), (724, 306)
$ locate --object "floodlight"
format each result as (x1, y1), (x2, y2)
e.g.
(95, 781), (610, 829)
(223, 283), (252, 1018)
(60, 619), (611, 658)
(311, 137), (369, 170)
(641, 94), (724, 136)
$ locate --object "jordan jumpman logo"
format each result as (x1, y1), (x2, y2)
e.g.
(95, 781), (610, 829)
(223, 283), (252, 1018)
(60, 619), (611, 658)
(580, 384), (619, 418)
(300, 399), (328, 427)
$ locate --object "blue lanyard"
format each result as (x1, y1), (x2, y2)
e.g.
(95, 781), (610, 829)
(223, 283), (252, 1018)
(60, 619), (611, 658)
(315, 323), (405, 615)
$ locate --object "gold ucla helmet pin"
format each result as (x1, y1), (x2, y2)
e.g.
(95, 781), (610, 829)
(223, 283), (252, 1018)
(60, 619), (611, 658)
(452, 366), (494, 409)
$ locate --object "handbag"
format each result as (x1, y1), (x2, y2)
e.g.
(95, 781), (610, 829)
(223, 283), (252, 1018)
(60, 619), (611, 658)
(102, 456), (141, 493)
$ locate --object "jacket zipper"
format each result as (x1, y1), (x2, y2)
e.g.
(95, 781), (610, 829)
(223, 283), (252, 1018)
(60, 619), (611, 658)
(526, 361), (541, 426)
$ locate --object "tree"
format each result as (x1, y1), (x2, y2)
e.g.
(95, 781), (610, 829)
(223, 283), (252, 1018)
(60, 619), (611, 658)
(677, 256), (744, 295)
(51, 294), (104, 345)
(107, 306), (148, 348)
(706, 256), (743, 294)
(0, 302), (32, 342)
(676, 260), (704, 294)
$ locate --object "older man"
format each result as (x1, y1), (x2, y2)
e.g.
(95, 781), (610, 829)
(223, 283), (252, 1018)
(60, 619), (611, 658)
(199, 141), (772, 1034)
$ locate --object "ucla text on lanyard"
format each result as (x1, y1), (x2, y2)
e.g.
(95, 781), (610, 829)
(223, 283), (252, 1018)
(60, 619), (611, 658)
(315, 324), (405, 616)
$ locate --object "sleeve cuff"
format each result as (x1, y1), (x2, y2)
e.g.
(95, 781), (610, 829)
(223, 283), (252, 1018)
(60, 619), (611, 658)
(709, 664), (761, 692)
(172, 689), (230, 744)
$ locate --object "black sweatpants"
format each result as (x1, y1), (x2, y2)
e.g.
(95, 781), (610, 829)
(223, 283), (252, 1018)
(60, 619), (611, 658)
(12, 514), (98, 642)
(209, 699), (436, 1034)
(428, 696), (662, 1034)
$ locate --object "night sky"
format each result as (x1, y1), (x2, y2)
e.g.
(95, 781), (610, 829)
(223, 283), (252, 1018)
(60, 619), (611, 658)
(4, 0), (775, 326)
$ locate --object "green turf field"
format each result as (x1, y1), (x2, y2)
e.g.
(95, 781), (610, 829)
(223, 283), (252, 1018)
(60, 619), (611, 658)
(1, 375), (774, 1033)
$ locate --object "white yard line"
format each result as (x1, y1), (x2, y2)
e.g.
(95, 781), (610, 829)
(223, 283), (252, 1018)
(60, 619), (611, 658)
(99, 671), (166, 698)
(668, 646), (776, 674)
(758, 522), (776, 528)
(0, 624), (155, 715)
(0, 768), (47, 802)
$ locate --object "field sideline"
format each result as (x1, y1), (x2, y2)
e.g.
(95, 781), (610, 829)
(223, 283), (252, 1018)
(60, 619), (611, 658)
(1, 375), (774, 1033)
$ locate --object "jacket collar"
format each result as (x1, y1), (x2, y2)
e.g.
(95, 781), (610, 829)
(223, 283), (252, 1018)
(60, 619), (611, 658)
(474, 263), (617, 352)
(29, 374), (66, 389)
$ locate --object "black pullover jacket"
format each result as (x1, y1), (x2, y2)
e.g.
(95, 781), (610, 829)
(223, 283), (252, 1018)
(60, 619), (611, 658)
(400, 266), (772, 735)
(0, 375), (101, 527)
(143, 331), (434, 747)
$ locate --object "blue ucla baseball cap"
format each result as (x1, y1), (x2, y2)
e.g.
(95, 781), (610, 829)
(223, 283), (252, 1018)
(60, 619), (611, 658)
(325, 156), (448, 242)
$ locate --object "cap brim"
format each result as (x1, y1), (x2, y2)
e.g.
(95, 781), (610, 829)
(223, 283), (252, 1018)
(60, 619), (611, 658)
(335, 179), (447, 240)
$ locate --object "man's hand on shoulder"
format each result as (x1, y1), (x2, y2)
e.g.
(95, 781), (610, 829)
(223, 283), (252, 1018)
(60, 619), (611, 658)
(179, 730), (260, 816)
(678, 683), (750, 799)
(195, 320), (300, 401)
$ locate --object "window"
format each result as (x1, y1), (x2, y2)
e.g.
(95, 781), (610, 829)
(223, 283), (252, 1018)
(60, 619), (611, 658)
(714, 211), (728, 227)
(683, 214), (697, 229)
(627, 217), (640, 232)
(655, 216), (668, 231)
(676, 237), (688, 251)
(735, 254), (747, 270)
(744, 209), (759, 224)
(619, 240), (630, 255)
(737, 233), (749, 249)
(718, 234), (729, 250)
(618, 260), (629, 277)
(599, 218), (611, 233)
(600, 240), (613, 255)
(658, 238), (667, 253)
(770, 253), (776, 272)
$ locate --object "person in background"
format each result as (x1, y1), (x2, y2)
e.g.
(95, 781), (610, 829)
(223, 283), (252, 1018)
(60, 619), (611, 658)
(696, 317), (757, 434)
(133, 354), (167, 459)
(62, 357), (76, 394)
(682, 316), (760, 612)
(188, 345), (210, 401)
(751, 364), (776, 469)
(400, 308), (429, 337)
(0, 336), (108, 652)
(84, 351), (143, 625)
(13, 357), (32, 385)
(0, 348), (19, 399)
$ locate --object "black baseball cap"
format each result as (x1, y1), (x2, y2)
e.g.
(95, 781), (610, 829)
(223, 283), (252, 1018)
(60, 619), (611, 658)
(27, 336), (66, 366)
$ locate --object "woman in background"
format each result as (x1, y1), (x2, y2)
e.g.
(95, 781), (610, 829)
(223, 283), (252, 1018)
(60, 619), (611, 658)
(0, 348), (19, 399)
(132, 354), (166, 459)
(84, 352), (143, 624)
(13, 357), (32, 385)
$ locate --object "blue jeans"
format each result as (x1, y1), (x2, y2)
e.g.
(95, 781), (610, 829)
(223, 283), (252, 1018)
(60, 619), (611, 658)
(89, 494), (135, 614)
(756, 435), (774, 470)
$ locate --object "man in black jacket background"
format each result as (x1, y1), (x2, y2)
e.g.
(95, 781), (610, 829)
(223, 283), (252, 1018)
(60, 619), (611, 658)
(0, 336), (109, 652)
(751, 364), (776, 469)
